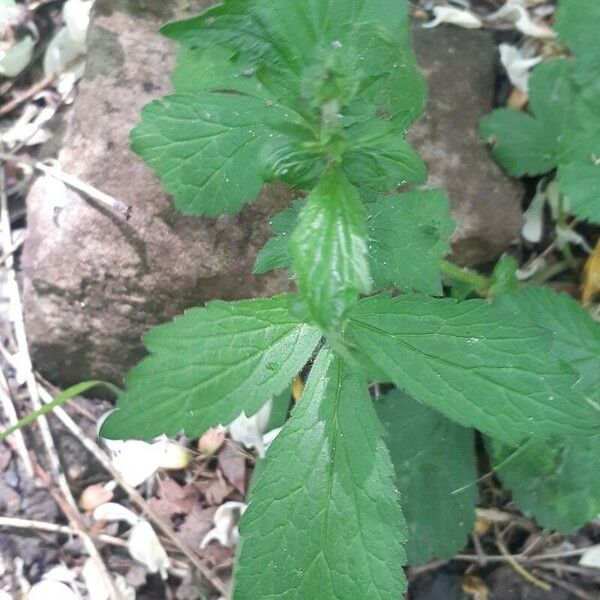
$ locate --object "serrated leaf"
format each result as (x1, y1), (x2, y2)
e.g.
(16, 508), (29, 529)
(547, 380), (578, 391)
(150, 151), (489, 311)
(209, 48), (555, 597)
(376, 389), (476, 564)
(497, 287), (600, 391)
(233, 349), (406, 600)
(100, 295), (321, 440)
(347, 294), (599, 445)
(255, 189), (454, 297)
(133, 0), (425, 216)
(343, 131), (427, 191)
(291, 168), (371, 330)
(367, 189), (454, 295)
(480, 60), (575, 177)
(489, 287), (600, 532)
(490, 436), (600, 532)
(253, 200), (304, 274)
(131, 93), (298, 216)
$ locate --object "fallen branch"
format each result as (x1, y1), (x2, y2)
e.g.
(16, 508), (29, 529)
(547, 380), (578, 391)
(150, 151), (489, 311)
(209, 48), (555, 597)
(0, 152), (131, 218)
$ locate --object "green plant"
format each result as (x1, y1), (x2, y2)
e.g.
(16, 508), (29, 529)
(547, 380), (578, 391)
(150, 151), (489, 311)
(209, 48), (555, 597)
(89, 1), (600, 597)
(481, 1), (600, 224)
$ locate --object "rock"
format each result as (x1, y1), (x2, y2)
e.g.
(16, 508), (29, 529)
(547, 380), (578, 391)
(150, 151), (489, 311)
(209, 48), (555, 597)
(22, 8), (523, 386)
(409, 24), (523, 266)
(21, 0), (293, 386)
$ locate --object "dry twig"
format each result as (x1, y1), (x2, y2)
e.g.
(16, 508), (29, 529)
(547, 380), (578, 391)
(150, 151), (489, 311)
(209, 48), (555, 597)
(0, 152), (131, 218)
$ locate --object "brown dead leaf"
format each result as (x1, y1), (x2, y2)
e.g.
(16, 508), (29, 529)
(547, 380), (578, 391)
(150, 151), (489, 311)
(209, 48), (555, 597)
(147, 476), (199, 521)
(462, 575), (489, 600)
(582, 239), (600, 304)
(204, 471), (234, 506)
(474, 516), (492, 536)
(218, 442), (247, 494)
(177, 505), (216, 551)
(292, 374), (304, 402)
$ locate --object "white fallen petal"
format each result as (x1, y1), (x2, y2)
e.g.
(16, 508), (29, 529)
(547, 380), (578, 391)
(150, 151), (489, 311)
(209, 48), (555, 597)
(42, 564), (77, 583)
(27, 580), (77, 600)
(63, 0), (93, 47)
(81, 559), (136, 600)
(151, 438), (192, 470)
(43, 26), (84, 78)
(522, 182), (547, 243)
(229, 399), (272, 458)
(0, 592), (11, 600)
(499, 43), (542, 93)
(93, 501), (139, 526)
(488, 3), (555, 38)
(580, 545), (600, 569)
(110, 440), (161, 487)
(0, 35), (36, 77)
(128, 520), (170, 579)
(513, 6), (555, 38)
(423, 6), (482, 29)
(200, 501), (247, 549)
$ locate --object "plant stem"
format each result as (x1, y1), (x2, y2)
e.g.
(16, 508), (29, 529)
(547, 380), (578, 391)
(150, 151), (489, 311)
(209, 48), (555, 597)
(556, 194), (577, 272)
(439, 260), (490, 295)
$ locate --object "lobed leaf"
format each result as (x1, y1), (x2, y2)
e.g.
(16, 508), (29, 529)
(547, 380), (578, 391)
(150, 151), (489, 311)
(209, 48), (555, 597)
(233, 349), (406, 599)
(347, 294), (600, 445)
(100, 295), (321, 440)
(479, 60), (575, 178)
(377, 389), (476, 564)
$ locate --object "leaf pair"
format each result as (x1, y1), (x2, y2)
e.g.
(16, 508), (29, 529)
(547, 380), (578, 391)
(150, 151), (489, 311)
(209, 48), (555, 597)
(132, 0), (425, 216)
(480, 1), (600, 223)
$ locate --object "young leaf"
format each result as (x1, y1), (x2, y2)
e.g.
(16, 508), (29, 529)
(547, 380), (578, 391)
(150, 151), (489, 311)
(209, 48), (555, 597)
(347, 294), (600, 445)
(290, 167), (371, 330)
(479, 59), (575, 177)
(233, 349), (407, 599)
(376, 389), (476, 564)
(100, 296), (321, 440)
(133, 0), (425, 216)
(367, 189), (455, 295)
(255, 189), (454, 298)
(253, 200), (304, 275)
(489, 435), (600, 533)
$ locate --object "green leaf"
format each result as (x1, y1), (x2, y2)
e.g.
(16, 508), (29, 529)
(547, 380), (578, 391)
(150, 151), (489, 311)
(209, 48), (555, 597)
(367, 189), (454, 295)
(130, 93), (300, 216)
(489, 255), (519, 298)
(490, 436), (600, 532)
(489, 287), (600, 532)
(347, 294), (599, 445)
(133, 0), (425, 216)
(291, 167), (371, 330)
(496, 287), (600, 391)
(376, 389), (476, 564)
(100, 295), (321, 440)
(253, 200), (304, 274)
(555, 0), (600, 85)
(233, 349), (407, 599)
(557, 114), (600, 223)
(343, 131), (427, 191)
(480, 60), (575, 177)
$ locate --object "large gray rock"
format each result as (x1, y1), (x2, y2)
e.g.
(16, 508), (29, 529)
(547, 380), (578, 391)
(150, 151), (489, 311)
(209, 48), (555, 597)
(22, 8), (522, 386)
(409, 25), (523, 265)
